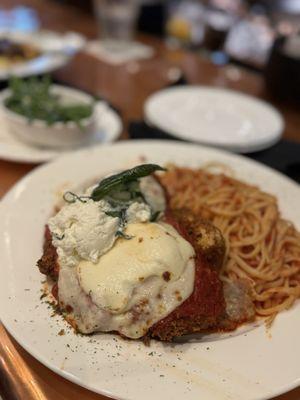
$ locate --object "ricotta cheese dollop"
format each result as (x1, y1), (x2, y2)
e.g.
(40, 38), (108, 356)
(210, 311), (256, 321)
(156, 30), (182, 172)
(48, 199), (119, 267)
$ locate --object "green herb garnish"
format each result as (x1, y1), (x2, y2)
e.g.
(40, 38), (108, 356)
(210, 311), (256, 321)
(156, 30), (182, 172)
(53, 233), (65, 241)
(91, 164), (165, 201)
(63, 191), (90, 204)
(4, 76), (93, 128)
(104, 210), (123, 219)
(106, 208), (130, 238)
(150, 210), (161, 222)
(62, 164), (166, 241)
(115, 230), (133, 240)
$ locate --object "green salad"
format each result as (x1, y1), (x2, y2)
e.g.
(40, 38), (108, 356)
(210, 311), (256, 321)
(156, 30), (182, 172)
(4, 76), (94, 128)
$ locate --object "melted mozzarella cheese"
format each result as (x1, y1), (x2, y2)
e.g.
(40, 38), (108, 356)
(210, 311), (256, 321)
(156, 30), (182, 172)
(78, 222), (194, 312)
(59, 222), (195, 338)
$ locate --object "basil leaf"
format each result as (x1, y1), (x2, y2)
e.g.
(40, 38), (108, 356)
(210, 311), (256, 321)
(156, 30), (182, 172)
(150, 211), (161, 222)
(91, 164), (166, 201)
(116, 230), (133, 240)
(105, 210), (122, 218)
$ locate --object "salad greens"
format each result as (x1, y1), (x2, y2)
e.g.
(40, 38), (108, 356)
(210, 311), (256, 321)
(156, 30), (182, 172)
(4, 76), (93, 128)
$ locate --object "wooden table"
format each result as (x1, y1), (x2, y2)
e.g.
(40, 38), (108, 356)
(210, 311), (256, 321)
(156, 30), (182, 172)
(0, 1), (299, 399)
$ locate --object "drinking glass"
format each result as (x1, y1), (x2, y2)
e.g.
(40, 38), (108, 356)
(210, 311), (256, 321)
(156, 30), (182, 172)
(93, 0), (139, 51)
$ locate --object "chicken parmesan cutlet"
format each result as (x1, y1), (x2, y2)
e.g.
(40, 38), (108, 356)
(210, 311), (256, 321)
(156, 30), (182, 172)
(37, 164), (254, 341)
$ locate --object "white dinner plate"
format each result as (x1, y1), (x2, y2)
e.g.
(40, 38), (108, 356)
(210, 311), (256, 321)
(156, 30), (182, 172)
(0, 30), (85, 81)
(0, 140), (299, 400)
(0, 102), (122, 163)
(144, 86), (284, 153)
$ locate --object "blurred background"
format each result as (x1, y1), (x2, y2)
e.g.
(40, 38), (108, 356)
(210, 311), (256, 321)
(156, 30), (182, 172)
(0, 0), (299, 151)
(0, 0), (300, 98)
(1, 0), (299, 99)
(0, 0), (299, 161)
(2, 0), (300, 67)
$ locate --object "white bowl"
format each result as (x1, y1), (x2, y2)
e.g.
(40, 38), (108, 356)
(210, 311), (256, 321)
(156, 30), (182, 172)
(0, 85), (96, 149)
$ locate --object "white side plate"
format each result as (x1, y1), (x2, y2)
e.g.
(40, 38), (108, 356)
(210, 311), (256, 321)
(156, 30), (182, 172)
(0, 30), (85, 81)
(144, 86), (284, 153)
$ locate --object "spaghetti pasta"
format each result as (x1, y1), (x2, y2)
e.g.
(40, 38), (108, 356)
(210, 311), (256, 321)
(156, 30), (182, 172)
(160, 166), (300, 323)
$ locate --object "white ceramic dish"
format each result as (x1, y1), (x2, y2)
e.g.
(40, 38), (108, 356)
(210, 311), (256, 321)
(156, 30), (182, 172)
(0, 101), (122, 163)
(0, 30), (85, 81)
(0, 85), (96, 149)
(0, 141), (299, 400)
(144, 86), (284, 153)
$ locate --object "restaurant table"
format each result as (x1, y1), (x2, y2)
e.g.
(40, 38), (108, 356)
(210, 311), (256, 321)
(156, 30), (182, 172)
(0, 1), (300, 400)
